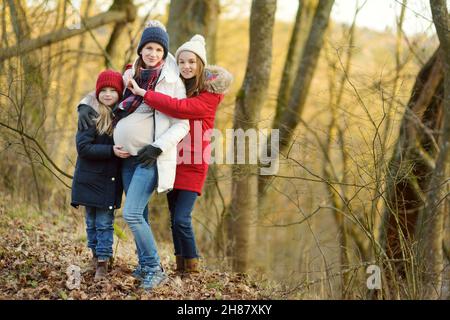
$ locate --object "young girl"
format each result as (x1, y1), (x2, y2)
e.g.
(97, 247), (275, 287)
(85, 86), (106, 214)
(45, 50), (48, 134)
(128, 34), (233, 275)
(71, 70), (130, 281)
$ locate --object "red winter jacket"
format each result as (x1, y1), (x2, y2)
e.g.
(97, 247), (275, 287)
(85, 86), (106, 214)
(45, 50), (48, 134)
(143, 65), (233, 195)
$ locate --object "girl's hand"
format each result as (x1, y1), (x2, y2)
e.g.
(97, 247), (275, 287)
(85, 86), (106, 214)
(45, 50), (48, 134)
(127, 79), (146, 97)
(113, 145), (131, 158)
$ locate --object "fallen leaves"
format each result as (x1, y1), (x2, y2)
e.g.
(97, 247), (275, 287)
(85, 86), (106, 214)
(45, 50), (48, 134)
(0, 211), (266, 300)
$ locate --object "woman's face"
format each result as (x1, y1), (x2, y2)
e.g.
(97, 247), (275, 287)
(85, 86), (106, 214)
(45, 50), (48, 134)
(178, 51), (198, 79)
(141, 42), (164, 67)
(98, 87), (119, 107)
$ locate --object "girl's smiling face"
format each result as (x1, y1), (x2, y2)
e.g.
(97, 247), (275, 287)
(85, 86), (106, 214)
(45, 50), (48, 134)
(178, 51), (198, 79)
(141, 42), (164, 67)
(98, 87), (119, 107)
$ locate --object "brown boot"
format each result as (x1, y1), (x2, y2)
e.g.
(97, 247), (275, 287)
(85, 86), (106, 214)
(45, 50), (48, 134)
(175, 256), (184, 273)
(184, 258), (200, 273)
(94, 260), (108, 281)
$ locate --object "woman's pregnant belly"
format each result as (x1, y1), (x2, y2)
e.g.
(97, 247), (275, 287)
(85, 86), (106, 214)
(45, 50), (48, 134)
(113, 111), (154, 156)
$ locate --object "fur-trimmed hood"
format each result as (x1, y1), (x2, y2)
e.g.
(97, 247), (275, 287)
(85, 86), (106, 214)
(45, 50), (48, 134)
(204, 65), (233, 94)
(78, 91), (99, 113)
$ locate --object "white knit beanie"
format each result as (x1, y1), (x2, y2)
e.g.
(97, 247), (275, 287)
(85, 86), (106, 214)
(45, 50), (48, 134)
(175, 34), (207, 66)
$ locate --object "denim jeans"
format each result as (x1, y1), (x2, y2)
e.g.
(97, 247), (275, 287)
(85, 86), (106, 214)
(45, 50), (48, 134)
(85, 206), (114, 261)
(167, 189), (199, 259)
(122, 157), (160, 268)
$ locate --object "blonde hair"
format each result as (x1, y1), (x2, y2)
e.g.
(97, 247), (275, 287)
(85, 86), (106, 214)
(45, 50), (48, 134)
(95, 102), (114, 136)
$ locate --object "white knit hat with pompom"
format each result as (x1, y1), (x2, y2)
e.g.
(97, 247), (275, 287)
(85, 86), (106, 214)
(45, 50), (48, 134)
(175, 34), (207, 66)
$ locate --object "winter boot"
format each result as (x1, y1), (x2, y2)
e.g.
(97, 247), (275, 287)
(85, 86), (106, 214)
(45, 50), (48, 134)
(184, 258), (200, 274)
(94, 259), (108, 281)
(175, 255), (184, 273)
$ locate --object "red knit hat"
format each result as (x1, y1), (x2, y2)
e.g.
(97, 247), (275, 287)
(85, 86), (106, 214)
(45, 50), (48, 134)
(95, 70), (124, 101)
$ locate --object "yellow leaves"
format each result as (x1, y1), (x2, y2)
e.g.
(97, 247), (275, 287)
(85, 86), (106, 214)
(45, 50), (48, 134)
(59, 290), (68, 300)
(113, 223), (128, 241)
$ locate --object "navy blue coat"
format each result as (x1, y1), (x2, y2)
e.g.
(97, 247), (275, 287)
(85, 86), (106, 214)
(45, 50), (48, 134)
(71, 123), (123, 210)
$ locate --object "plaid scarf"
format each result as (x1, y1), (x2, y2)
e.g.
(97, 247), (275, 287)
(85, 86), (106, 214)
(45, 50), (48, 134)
(113, 61), (164, 126)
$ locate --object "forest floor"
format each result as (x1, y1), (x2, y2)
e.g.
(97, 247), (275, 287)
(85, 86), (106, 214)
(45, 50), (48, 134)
(0, 195), (281, 300)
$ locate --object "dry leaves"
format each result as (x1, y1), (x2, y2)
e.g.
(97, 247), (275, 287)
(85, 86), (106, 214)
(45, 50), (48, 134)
(0, 211), (266, 300)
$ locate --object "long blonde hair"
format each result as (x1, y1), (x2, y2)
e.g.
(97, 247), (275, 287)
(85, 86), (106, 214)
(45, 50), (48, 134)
(95, 102), (114, 136)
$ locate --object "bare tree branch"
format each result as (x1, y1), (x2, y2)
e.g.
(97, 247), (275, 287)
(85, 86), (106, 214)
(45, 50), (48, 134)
(0, 9), (136, 61)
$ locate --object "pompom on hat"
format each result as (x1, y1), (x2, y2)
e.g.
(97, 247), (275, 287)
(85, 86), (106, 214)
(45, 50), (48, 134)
(175, 34), (207, 66)
(95, 70), (124, 100)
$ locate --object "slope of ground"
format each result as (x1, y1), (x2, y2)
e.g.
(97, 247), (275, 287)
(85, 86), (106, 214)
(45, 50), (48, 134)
(0, 197), (279, 300)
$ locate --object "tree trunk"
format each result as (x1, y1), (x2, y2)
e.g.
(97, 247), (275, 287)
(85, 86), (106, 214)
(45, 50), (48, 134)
(54, 0), (93, 170)
(167, 0), (220, 64)
(417, 0), (450, 299)
(273, 0), (317, 128)
(274, 0), (334, 153)
(105, 0), (136, 68)
(379, 46), (445, 297)
(7, 0), (47, 209)
(49, 0), (67, 132)
(226, 0), (277, 273)
(258, 0), (334, 198)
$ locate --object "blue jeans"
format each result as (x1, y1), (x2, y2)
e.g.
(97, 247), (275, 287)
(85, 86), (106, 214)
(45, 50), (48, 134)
(167, 189), (199, 259)
(85, 206), (114, 261)
(122, 157), (160, 268)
